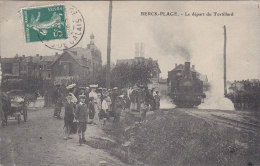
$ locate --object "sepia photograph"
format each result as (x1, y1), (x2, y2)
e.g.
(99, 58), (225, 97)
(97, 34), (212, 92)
(0, 1), (259, 166)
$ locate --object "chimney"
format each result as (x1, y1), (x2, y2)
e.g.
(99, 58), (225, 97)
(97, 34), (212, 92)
(40, 56), (43, 60)
(90, 33), (95, 44)
(55, 52), (59, 57)
(22, 55), (25, 58)
(36, 54), (39, 57)
(184, 62), (191, 78)
(192, 65), (195, 70)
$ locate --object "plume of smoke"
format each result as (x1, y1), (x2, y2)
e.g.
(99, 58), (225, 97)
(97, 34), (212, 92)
(160, 96), (175, 109)
(152, 25), (191, 61)
(199, 75), (234, 110)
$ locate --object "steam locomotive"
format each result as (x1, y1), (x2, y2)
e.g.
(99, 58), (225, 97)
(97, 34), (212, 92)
(167, 62), (206, 107)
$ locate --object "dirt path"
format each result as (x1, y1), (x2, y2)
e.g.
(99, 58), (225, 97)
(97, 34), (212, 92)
(0, 104), (126, 166)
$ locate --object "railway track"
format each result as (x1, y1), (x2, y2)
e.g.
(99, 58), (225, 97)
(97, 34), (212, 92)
(183, 109), (260, 132)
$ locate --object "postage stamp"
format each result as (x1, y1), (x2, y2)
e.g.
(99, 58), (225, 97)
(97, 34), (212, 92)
(42, 5), (85, 50)
(22, 5), (67, 43)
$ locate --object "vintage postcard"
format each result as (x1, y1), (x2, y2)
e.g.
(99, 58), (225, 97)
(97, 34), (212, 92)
(0, 1), (259, 166)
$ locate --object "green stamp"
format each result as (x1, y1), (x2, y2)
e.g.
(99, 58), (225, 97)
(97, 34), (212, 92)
(22, 5), (67, 43)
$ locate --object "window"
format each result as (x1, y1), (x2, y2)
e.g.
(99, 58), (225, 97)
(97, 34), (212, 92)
(48, 73), (51, 78)
(62, 63), (71, 76)
(5, 63), (12, 74)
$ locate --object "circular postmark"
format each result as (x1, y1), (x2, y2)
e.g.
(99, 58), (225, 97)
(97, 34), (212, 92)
(38, 5), (85, 50)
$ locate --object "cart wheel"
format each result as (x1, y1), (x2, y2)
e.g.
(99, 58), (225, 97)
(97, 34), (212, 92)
(17, 115), (21, 124)
(23, 109), (28, 122)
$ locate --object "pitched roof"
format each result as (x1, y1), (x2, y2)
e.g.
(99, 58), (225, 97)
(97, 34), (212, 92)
(66, 51), (89, 67)
(40, 56), (59, 62)
(50, 51), (89, 68)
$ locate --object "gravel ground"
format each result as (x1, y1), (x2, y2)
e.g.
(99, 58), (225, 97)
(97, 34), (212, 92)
(0, 101), (125, 166)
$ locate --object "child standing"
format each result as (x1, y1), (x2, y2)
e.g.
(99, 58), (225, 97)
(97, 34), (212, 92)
(75, 95), (88, 145)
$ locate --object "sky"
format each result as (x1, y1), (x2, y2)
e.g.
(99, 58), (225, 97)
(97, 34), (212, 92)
(0, 1), (259, 82)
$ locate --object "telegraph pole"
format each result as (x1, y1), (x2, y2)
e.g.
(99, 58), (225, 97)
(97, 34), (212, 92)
(224, 25), (227, 96)
(106, 0), (112, 89)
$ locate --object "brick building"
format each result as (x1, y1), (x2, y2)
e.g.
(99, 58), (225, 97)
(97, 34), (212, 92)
(1, 54), (59, 80)
(1, 34), (102, 86)
(51, 34), (102, 85)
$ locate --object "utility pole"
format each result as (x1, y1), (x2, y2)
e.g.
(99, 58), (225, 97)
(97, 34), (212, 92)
(106, 0), (112, 89)
(224, 25), (227, 96)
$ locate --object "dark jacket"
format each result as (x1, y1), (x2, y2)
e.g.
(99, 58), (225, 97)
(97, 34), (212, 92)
(64, 102), (74, 115)
(88, 101), (95, 119)
(75, 103), (88, 122)
(64, 102), (74, 122)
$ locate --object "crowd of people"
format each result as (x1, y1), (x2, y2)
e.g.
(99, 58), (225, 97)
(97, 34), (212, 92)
(50, 83), (161, 145)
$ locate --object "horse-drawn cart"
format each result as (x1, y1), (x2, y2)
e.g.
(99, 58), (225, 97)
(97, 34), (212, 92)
(1, 90), (28, 126)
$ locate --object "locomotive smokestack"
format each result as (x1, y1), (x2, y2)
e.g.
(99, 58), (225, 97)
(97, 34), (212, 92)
(185, 62), (191, 78)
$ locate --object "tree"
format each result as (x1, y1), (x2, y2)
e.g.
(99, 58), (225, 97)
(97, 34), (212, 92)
(96, 61), (158, 89)
(112, 61), (157, 88)
(111, 63), (132, 88)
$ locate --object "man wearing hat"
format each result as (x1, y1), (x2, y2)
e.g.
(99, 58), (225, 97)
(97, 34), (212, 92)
(75, 95), (88, 145)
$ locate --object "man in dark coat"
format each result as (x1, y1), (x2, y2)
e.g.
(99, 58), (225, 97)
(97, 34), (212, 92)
(84, 87), (90, 105)
(75, 95), (88, 145)
(53, 85), (63, 119)
(88, 97), (95, 124)
(63, 94), (74, 140)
